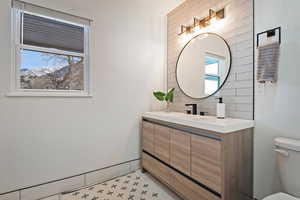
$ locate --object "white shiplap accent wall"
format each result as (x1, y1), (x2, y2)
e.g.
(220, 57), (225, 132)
(167, 0), (254, 120)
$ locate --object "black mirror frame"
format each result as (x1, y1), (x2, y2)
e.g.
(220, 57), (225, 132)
(175, 32), (232, 100)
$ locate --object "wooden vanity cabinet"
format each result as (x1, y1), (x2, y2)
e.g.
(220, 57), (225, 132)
(170, 129), (191, 175)
(141, 118), (253, 200)
(153, 125), (170, 164)
(191, 134), (222, 193)
(142, 121), (154, 154)
(142, 151), (219, 200)
(170, 169), (220, 200)
(142, 152), (171, 185)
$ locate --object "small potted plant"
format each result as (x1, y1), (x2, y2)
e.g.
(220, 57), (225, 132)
(153, 88), (175, 112)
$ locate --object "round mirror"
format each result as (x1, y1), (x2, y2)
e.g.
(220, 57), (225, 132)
(176, 33), (232, 99)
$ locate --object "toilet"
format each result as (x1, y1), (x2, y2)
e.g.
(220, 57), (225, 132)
(263, 137), (300, 200)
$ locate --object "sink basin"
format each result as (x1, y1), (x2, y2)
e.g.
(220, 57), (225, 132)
(142, 111), (255, 134)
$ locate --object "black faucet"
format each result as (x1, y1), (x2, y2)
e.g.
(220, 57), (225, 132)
(199, 111), (208, 116)
(185, 104), (197, 115)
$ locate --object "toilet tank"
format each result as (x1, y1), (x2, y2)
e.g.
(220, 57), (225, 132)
(274, 137), (300, 197)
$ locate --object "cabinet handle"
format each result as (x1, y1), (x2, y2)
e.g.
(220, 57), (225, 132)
(273, 148), (289, 157)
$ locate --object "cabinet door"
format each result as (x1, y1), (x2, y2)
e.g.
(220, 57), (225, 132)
(191, 134), (222, 194)
(142, 121), (154, 154)
(170, 129), (191, 175)
(154, 124), (170, 164)
(142, 153), (171, 185)
(170, 170), (220, 200)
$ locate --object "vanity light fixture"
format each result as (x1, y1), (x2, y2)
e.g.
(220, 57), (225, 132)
(210, 8), (225, 20)
(179, 25), (193, 35)
(178, 8), (225, 36)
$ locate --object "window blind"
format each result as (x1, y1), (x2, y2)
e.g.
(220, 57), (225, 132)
(23, 13), (84, 53)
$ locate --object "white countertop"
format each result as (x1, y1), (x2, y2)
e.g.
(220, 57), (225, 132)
(142, 112), (255, 134)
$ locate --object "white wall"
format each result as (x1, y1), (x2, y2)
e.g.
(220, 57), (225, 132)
(254, 0), (300, 199)
(0, 0), (182, 194)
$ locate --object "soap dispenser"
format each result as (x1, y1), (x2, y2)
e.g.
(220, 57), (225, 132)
(216, 97), (225, 119)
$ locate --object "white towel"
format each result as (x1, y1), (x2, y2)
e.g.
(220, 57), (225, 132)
(257, 42), (280, 83)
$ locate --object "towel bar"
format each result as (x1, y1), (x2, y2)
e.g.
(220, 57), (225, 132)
(257, 27), (281, 47)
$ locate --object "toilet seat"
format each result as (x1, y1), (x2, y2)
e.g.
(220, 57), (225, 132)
(264, 193), (300, 200)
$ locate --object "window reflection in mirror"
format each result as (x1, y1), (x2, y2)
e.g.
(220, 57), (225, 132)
(204, 54), (225, 95)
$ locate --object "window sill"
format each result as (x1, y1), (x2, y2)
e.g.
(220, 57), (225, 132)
(6, 91), (93, 98)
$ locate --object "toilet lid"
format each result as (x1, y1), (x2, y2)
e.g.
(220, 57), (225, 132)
(264, 193), (300, 200)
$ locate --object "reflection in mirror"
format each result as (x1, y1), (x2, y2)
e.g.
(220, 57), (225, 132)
(176, 33), (231, 99)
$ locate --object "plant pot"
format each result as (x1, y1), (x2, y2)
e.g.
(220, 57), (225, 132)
(164, 102), (172, 112)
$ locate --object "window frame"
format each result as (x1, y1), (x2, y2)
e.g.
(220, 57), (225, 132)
(9, 7), (91, 97)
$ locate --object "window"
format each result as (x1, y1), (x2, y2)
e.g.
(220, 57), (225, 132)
(204, 56), (221, 95)
(10, 1), (91, 96)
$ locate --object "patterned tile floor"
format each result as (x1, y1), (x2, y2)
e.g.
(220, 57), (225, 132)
(62, 171), (181, 200)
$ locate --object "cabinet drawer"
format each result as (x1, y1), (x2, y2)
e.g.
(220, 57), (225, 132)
(142, 121), (154, 154)
(142, 152), (171, 185)
(191, 134), (222, 193)
(154, 124), (170, 164)
(170, 129), (191, 175)
(170, 170), (220, 200)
